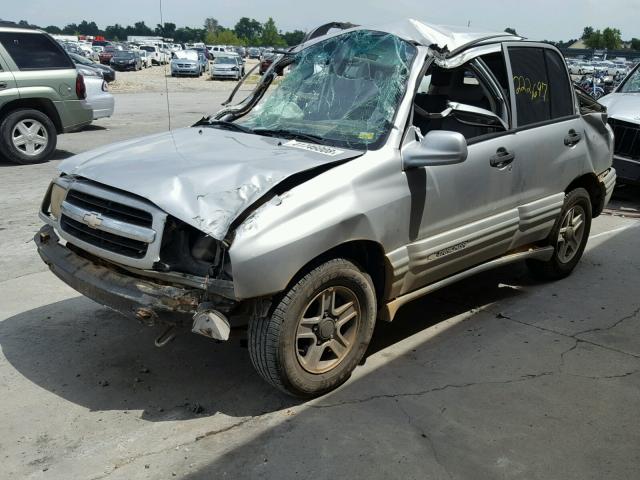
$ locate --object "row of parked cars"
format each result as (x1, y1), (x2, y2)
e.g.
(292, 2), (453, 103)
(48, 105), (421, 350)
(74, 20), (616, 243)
(566, 58), (635, 77)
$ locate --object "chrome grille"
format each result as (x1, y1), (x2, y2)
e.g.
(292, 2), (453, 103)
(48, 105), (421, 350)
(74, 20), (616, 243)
(61, 216), (148, 258)
(57, 181), (167, 269)
(65, 190), (153, 227)
(608, 118), (640, 159)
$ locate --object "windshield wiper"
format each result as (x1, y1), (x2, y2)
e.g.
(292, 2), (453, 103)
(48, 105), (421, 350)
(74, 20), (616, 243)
(252, 128), (326, 145)
(204, 120), (254, 134)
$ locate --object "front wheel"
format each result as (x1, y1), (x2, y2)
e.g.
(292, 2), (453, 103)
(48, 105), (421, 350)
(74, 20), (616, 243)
(248, 258), (377, 398)
(527, 188), (592, 280)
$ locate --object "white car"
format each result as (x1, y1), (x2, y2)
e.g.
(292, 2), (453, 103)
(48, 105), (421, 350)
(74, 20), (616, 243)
(83, 75), (114, 120)
(138, 50), (153, 68)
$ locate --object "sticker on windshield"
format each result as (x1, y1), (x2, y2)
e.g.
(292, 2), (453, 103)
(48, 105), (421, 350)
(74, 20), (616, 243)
(282, 140), (344, 156)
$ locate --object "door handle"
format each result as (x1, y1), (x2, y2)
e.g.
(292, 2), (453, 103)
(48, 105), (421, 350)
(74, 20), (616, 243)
(490, 147), (515, 168)
(0, 82), (7, 90)
(564, 129), (582, 146)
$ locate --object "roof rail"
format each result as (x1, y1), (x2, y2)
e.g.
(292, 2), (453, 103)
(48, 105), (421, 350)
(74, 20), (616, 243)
(302, 22), (358, 43)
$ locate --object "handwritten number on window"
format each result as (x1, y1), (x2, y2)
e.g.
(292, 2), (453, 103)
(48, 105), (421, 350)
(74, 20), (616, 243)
(513, 76), (548, 102)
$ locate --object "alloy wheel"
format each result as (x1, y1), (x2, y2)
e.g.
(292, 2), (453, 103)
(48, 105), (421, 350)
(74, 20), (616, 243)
(556, 205), (586, 263)
(295, 286), (361, 374)
(11, 119), (48, 157)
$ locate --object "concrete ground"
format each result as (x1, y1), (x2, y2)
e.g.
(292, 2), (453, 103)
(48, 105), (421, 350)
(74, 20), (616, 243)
(1, 91), (639, 480)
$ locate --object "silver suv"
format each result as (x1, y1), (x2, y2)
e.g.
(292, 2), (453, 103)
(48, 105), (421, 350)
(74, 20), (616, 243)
(0, 24), (93, 164)
(36, 21), (616, 397)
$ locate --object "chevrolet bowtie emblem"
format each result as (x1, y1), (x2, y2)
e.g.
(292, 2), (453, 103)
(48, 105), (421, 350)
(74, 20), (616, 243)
(82, 212), (103, 229)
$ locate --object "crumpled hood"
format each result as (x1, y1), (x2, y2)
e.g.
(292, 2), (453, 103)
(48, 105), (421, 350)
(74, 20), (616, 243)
(59, 127), (362, 240)
(599, 93), (640, 124)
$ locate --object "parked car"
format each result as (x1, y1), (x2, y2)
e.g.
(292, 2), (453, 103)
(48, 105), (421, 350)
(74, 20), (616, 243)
(69, 52), (116, 82)
(138, 50), (153, 68)
(259, 51), (276, 74)
(247, 47), (261, 59)
(0, 25), (93, 164)
(98, 45), (117, 65)
(210, 54), (244, 80)
(110, 50), (142, 71)
(82, 75), (114, 120)
(599, 62), (640, 184)
(139, 45), (166, 65)
(170, 49), (201, 77)
(235, 46), (247, 58)
(36, 21), (615, 397)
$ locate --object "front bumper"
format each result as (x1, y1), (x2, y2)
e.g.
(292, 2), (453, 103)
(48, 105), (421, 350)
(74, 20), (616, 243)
(211, 69), (239, 79)
(35, 225), (202, 325)
(612, 155), (640, 185)
(172, 67), (199, 75)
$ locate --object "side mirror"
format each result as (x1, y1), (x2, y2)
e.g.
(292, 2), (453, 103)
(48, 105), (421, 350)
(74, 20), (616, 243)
(402, 130), (468, 170)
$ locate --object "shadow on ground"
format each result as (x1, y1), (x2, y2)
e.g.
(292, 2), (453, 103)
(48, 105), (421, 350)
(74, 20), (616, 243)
(174, 226), (640, 480)
(0, 261), (531, 425)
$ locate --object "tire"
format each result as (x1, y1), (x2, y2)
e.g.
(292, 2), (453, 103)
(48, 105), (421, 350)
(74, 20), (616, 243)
(0, 108), (57, 165)
(248, 258), (377, 398)
(526, 188), (592, 280)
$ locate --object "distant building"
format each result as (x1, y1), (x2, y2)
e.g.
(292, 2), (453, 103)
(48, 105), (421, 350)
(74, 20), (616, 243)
(569, 39), (587, 49)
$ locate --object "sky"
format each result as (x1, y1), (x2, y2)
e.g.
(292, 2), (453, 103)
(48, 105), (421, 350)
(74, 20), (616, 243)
(5, 0), (640, 41)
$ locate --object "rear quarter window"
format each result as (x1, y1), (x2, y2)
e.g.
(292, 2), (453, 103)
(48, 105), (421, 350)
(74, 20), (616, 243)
(508, 46), (575, 127)
(0, 32), (74, 70)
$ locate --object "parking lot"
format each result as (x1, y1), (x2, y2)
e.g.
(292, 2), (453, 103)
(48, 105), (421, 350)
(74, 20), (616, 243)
(1, 74), (639, 479)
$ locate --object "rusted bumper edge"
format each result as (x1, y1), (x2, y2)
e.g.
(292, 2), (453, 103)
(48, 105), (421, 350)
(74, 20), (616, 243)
(35, 225), (202, 326)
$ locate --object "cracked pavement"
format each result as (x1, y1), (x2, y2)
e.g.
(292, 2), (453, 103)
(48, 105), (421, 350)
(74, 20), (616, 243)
(1, 92), (639, 479)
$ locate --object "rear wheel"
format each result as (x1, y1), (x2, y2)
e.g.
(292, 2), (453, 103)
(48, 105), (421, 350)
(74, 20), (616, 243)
(527, 188), (592, 280)
(248, 258), (377, 398)
(0, 109), (57, 164)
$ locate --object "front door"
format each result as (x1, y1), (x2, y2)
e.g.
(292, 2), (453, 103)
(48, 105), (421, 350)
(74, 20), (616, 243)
(397, 60), (520, 296)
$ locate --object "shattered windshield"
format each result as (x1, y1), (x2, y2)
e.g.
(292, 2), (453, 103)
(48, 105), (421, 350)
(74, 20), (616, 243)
(236, 30), (417, 150)
(619, 66), (640, 93)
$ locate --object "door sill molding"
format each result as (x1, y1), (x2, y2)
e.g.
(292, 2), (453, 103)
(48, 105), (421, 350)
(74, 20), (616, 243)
(380, 246), (554, 322)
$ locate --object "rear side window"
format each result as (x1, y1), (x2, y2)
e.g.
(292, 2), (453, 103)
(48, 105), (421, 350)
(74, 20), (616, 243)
(0, 32), (74, 70)
(508, 46), (574, 127)
(544, 49), (574, 118)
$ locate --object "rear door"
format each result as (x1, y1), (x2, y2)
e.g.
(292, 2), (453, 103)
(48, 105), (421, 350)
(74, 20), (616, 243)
(0, 47), (18, 110)
(503, 43), (585, 246)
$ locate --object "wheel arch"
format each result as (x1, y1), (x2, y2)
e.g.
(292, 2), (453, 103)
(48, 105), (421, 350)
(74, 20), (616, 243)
(262, 239), (391, 310)
(0, 98), (63, 134)
(565, 173), (604, 217)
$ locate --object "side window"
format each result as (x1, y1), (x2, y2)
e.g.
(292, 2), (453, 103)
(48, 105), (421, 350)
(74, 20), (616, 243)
(0, 32), (74, 70)
(507, 47), (551, 126)
(544, 49), (574, 118)
(412, 63), (504, 141)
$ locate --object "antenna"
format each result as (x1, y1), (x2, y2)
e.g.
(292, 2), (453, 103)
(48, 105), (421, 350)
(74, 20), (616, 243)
(159, 0), (172, 131)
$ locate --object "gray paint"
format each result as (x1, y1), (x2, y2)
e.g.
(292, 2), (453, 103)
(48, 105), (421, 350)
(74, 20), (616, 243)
(41, 22), (615, 310)
(58, 127), (363, 241)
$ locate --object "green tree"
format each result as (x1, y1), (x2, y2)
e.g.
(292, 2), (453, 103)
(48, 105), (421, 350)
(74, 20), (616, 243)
(601, 27), (622, 49)
(582, 26), (594, 40)
(206, 29), (243, 46)
(584, 29), (603, 49)
(44, 25), (62, 34)
(77, 20), (100, 36)
(631, 38), (640, 50)
(504, 27), (518, 36)
(131, 21), (153, 36)
(204, 17), (220, 35)
(155, 22), (176, 38)
(260, 17), (285, 47)
(282, 29), (305, 46)
(62, 23), (79, 35)
(234, 17), (263, 44)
